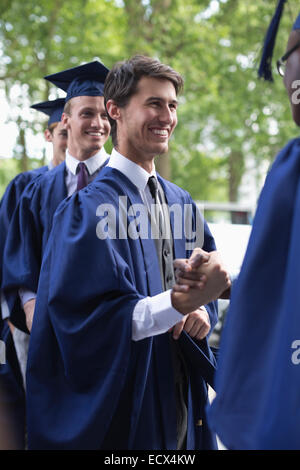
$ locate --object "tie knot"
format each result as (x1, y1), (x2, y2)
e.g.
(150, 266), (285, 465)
(148, 176), (158, 200)
(77, 162), (88, 174)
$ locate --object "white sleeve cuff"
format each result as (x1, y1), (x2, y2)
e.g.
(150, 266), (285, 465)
(18, 288), (37, 307)
(132, 290), (183, 341)
(1, 291), (10, 320)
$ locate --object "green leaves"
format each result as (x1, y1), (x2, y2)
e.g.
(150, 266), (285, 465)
(1, 0), (299, 202)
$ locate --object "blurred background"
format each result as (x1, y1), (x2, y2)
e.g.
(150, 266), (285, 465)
(2, 0), (299, 448)
(1, 0), (299, 202)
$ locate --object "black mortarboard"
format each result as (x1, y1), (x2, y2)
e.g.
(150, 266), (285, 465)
(31, 98), (65, 126)
(44, 61), (109, 103)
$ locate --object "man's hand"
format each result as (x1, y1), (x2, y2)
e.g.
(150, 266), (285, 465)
(169, 307), (211, 340)
(7, 320), (15, 335)
(171, 248), (231, 314)
(174, 250), (209, 291)
(23, 298), (36, 332)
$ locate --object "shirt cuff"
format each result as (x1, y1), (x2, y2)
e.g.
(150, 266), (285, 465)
(18, 288), (37, 307)
(132, 290), (183, 341)
(1, 291), (10, 320)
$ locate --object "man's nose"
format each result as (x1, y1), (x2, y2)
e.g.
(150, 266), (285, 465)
(91, 114), (101, 128)
(158, 105), (174, 124)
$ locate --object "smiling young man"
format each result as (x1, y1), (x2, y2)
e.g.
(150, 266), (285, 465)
(34, 99), (68, 167)
(26, 55), (229, 450)
(108, 75), (178, 170)
(62, 95), (110, 161)
(2, 61), (110, 335)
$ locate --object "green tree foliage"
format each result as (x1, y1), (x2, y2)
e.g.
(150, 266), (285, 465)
(0, 0), (299, 201)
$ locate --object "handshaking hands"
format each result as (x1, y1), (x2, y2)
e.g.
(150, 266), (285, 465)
(171, 248), (231, 315)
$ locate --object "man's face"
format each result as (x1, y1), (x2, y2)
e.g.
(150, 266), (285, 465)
(44, 121), (67, 166)
(62, 95), (110, 160)
(108, 76), (178, 170)
(283, 31), (300, 126)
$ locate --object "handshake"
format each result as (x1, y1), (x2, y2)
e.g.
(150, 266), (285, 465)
(171, 248), (231, 315)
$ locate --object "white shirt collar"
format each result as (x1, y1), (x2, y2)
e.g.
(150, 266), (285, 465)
(108, 148), (156, 192)
(66, 147), (109, 176)
(47, 160), (55, 170)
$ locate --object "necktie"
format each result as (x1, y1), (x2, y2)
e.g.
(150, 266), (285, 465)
(147, 176), (164, 237)
(76, 162), (89, 191)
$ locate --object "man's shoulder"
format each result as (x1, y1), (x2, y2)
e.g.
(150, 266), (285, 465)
(5, 168), (41, 191)
(25, 162), (65, 194)
(278, 136), (300, 159)
(2, 169), (45, 203)
(38, 161), (65, 182)
(89, 166), (137, 199)
(266, 136), (300, 176)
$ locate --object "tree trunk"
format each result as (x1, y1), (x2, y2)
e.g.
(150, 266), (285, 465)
(17, 117), (28, 173)
(155, 153), (171, 180)
(228, 150), (245, 223)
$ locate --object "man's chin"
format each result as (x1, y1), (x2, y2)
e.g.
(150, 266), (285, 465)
(156, 144), (169, 156)
(87, 144), (102, 154)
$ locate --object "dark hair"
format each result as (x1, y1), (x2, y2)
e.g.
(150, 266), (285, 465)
(104, 55), (184, 146)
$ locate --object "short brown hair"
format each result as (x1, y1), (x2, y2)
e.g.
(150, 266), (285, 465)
(48, 122), (58, 134)
(104, 55), (184, 146)
(63, 99), (72, 116)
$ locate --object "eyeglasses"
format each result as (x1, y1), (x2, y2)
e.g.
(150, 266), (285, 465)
(277, 40), (300, 76)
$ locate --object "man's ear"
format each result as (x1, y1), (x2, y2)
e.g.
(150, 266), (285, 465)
(106, 100), (121, 121)
(44, 129), (53, 143)
(61, 112), (70, 130)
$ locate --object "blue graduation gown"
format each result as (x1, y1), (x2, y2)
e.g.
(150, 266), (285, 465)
(2, 163), (68, 332)
(0, 166), (48, 448)
(208, 138), (300, 450)
(27, 166), (218, 450)
(0, 166), (48, 303)
(0, 320), (26, 449)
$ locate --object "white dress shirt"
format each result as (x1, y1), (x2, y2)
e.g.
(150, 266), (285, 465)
(108, 148), (183, 341)
(65, 147), (109, 196)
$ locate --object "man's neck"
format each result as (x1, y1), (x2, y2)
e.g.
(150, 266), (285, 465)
(67, 147), (101, 161)
(115, 146), (154, 174)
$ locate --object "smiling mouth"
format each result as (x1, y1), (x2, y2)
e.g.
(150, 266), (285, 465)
(149, 128), (169, 138)
(86, 131), (105, 137)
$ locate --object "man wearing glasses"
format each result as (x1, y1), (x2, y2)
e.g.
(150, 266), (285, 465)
(207, 5), (300, 450)
(278, 25), (300, 125)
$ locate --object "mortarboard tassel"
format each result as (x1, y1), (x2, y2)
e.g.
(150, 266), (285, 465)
(258, 0), (287, 82)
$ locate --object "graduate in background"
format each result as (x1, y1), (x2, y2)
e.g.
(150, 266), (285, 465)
(0, 98), (67, 328)
(26, 55), (230, 450)
(2, 61), (110, 336)
(208, 1), (300, 450)
(0, 98), (66, 448)
(31, 98), (67, 168)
